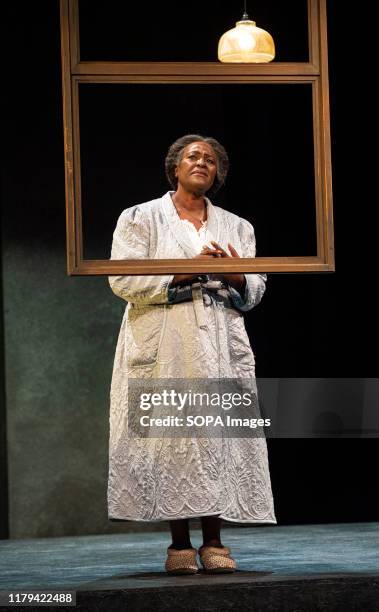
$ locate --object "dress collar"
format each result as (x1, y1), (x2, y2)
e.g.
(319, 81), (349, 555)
(161, 191), (220, 257)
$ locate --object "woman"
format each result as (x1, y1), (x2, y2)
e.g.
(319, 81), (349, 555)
(108, 134), (276, 575)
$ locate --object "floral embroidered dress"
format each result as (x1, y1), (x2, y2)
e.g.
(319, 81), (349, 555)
(107, 191), (277, 524)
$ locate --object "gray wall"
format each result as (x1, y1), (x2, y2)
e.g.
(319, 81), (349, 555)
(3, 239), (128, 537)
(1, 1), (137, 539)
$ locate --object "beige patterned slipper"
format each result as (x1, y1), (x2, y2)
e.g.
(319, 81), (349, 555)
(165, 547), (199, 575)
(199, 545), (237, 574)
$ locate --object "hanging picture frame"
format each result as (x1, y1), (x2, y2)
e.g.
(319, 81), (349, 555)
(60, 0), (334, 274)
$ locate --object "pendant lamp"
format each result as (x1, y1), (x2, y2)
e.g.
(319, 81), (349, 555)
(218, 2), (275, 63)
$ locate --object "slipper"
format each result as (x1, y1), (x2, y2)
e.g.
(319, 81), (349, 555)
(165, 547), (199, 575)
(199, 545), (236, 573)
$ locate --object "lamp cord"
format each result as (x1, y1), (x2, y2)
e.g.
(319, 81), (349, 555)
(242, 0), (249, 20)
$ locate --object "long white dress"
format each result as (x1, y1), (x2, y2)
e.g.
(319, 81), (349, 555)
(107, 191), (277, 524)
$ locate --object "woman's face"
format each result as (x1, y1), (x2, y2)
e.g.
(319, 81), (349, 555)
(174, 141), (217, 195)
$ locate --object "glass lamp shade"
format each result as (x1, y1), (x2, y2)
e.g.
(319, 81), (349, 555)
(218, 20), (275, 63)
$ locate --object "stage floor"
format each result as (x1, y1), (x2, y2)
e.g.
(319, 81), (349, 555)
(1, 522), (378, 610)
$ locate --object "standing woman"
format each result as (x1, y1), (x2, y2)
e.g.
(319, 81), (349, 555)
(108, 134), (276, 575)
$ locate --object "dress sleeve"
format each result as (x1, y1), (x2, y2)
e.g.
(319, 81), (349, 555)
(108, 206), (174, 305)
(228, 218), (267, 313)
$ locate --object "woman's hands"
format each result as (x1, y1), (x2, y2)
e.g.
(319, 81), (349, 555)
(171, 241), (246, 293)
(207, 241), (246, 292)
(170, 247), (222, 286)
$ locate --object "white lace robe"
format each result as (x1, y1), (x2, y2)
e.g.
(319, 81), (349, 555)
(107, 191), (277, 524)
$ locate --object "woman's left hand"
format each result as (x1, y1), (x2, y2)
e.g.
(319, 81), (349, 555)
(205, 241), (246, 293)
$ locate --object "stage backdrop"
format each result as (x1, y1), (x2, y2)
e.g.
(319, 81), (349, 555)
(1, 1), (377, 538)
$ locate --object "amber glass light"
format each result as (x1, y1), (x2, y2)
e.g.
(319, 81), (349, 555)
(218, 14), (275, 63)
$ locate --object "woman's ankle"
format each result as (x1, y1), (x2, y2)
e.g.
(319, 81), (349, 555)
(168, 542), (193, 550)
(200, 539), (223, 549)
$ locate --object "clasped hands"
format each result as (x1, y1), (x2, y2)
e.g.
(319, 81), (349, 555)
(171, 240), (246, 293)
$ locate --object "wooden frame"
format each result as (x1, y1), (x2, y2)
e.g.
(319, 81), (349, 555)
(60, 0), (334, 275)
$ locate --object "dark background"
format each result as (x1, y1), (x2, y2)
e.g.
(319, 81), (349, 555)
(80, 82), (316, 259)
(78, 0), (315, 259)
(1, 1), (377, 539)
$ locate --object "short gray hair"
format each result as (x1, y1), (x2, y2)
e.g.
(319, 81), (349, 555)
(165, 134), (229, 196)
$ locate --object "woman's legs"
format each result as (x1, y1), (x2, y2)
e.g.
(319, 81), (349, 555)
(168, 515), (223, 550)
(168, 519), (193, 549)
